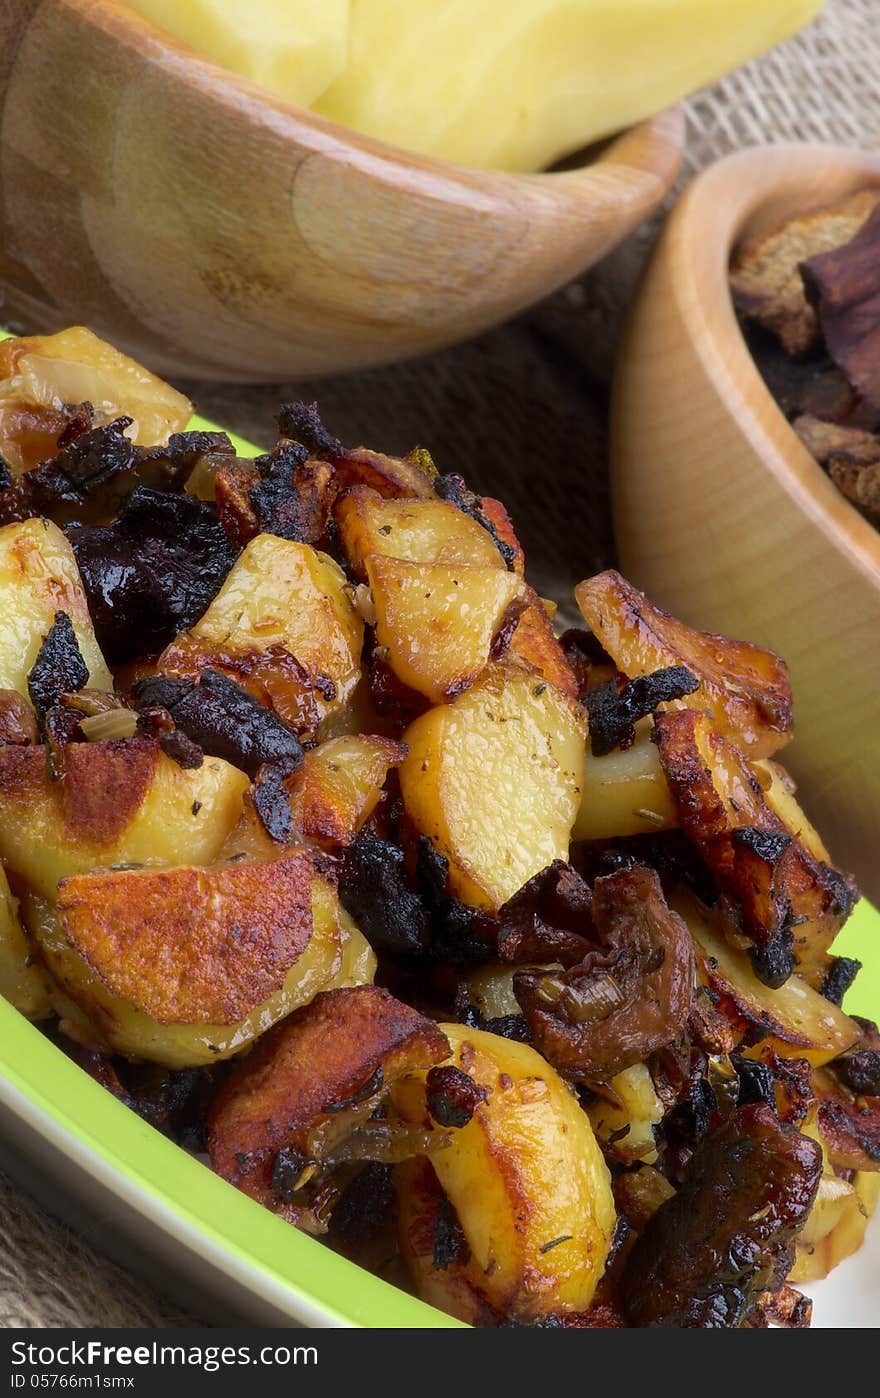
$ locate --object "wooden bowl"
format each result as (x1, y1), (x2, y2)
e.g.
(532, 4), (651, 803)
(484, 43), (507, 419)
(612, 142), (880, 901)
(0, 0), (683, 383)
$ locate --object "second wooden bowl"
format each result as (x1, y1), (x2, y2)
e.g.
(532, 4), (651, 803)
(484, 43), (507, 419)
(0, 0), (683, 382)
(612, 142), (880, 902)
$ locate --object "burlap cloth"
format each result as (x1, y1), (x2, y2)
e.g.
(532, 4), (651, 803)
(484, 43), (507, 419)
(1, 0), (878, 1329)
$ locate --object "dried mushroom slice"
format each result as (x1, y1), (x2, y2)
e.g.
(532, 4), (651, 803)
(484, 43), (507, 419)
(576, 570), (792, 758)
(208, 985), (449, 1218)
(730, 187), (880, 355)
(791, 413), (880, 467)
(654, 710), (858, 987)
(801, 202), (880, 416)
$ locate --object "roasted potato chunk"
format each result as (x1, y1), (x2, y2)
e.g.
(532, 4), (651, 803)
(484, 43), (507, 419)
(0, 327), (192, 469)
(32, 874), (373, 1067)
(400, 663), (586, 910)
(503, 586), (578, 699)
(573, 716), (677, 841)
(587, 1063), (664, 1165)
(209, 985), (448, 1209)
(392, 1023), (616, 1322)
(160, 535), (363, 737)
(576, 570), (792, 758)
(790, 1165), (880, 1283)
(675, 889), (860, 1067)
(56, 852), (317, 1025)
(655, 710), (857, 986)
(368, 555), (524, 704)
(0, 738), (249, 900)
(0, 865), (51, 1018)
(0, 518), (111, 699)
(336, 488), (505, 579)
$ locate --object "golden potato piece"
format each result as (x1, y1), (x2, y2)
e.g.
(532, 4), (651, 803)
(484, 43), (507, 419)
(587, 1063), (664, 1165)
(0, 738), (249, 900)
(160, 534), (363, 737)
(504, 586), (578, 699)
(56, 852), (316, 1025)
(573, 716), (677, 841)
(576, 570), (792, 758)
(674, 889), (860, 1067)
(0, 865), (51, 1018)
(32, 874), (373, 1067)
(0, 518), (111, 700)
(400, 663), (586, 910)
(790, 1169), (880, 1283)
(0, 326), (192, 463)
(336, 487), (504, 580)
(368, 555), (524, 704)
(392, 1023), (616, 1322)
(656, 710), (857, 984)
(753, 758), (830, 863)
(209, 985), (448, 1206)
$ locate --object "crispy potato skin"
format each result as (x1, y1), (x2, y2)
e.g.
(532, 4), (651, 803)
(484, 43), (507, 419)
(392, 1023), (616, 1322)
(676, 889), (860, 1067)
(576, 570), (792, 758)
(33, 875), (374, 1067)
(399, 663), (586, 910)
(56, 852), (316, 1025)
(0, 738), (249, 899)
(160, 536), (363, 737)
(655, 710), (857, 981)
(506, 586), (578, 699)
(0, 518), (111, 698)
(209, 986), (448, 1203)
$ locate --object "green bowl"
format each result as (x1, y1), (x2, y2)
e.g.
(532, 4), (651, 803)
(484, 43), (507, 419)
(0, 357), (876, 1326)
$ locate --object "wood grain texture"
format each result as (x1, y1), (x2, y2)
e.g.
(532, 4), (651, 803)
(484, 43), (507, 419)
(0, 0), (683, 382)
(612, 143), (880, 903)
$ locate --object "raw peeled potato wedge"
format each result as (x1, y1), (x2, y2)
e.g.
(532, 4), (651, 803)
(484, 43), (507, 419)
(393, 1023), (616, 1322)
(399, 663), (586, 910)
(126, 0), (824, 172)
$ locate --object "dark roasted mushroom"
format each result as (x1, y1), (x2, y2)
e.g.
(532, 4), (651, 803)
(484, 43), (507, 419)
(514, 865), (695, 1081)
(621, 1103), (822, 1327)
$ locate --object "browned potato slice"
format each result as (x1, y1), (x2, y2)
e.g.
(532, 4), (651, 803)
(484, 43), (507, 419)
(56, 852), (316, 1025)
(0, 327), (192, 467)
(0, 519), (111, 699)
(331, 446), (436, 501)
(753, 758), (831, 863)
(0, 865), (51, 1018)
(573, 716), (677, 841)
(790, 1169), (880, 1283)
(221, 734), (406, 861)
(674, 889), (860, 1067)
(399, 663), (586, 910)
(504, 586), (578, 699)
(209, 985), (448, 1208)
(160, 535), (363, 737)
(392, 1023), (616, 1322)
(32, 874), (374, 1067)
(575, 570), (792, 757)
(655, 710), (857, 985)
(368, 555), (524, 703)
(0, 738), (249, 900)
(336, 487), (504, 579)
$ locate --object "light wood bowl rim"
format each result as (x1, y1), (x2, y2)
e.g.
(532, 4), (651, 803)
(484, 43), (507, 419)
(73, 0), (682, 189)
(656, 141), (880, 593)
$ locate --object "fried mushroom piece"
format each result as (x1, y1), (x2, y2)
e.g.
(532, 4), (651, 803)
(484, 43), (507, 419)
(514, 865), (694, 1081)
(801, 202), (880, 416)
(495, 861), (594, 967)
(0, 690), (38, 745)
(208, 986), (448, 1215)
(654, 710), (858, 987)
(621, 1104), (822, 1328)
(813, 1065), (880, 1172)
(67, 487), (236, 664)
(575, 570), (792, 758)
(55, 851), (316, 1025)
